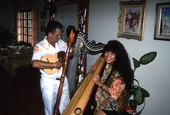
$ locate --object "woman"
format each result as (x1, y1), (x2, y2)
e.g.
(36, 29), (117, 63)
(91, 40), (134, 115)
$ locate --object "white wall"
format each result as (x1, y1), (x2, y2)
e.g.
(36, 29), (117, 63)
(87, 0), (170, 114)
(56, 4), (78, 42)
(38, 3), (78, 42)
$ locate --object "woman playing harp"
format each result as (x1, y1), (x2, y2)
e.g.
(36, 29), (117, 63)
(90, 40), (134, 115)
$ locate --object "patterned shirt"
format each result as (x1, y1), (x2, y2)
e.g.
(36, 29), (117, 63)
(95, 64), (127, 113)
(32, 36), (67, 79)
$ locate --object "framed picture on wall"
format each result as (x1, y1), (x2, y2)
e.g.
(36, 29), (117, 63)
(117, 0), (146, 41)
(154, 3), (170, 41)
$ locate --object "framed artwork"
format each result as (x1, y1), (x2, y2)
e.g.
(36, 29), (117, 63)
(154, 3), (170, 41)
(117, 0), (146, 41)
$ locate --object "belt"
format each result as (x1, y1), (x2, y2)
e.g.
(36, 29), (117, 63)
(43, 77), (61, 80)
(56, 78), (61, 80)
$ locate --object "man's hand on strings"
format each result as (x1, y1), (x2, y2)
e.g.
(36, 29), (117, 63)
(55, 61), (63, 69)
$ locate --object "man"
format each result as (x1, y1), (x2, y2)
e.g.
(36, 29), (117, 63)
(32, 21), (70, 115)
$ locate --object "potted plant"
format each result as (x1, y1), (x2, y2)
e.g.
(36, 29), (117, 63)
(126, 52), (157, 115)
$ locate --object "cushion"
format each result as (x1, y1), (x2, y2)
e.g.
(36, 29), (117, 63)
(7, 46), (22, 54)
(20, 46), (33, 54)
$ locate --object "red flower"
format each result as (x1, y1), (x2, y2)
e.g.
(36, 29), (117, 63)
(125, 106), (136, 115)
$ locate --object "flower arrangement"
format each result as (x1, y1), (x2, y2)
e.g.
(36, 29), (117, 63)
(125, 10), (140, 33)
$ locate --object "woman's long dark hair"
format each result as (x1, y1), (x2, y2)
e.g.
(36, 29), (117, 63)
(103, 40), (134, 90)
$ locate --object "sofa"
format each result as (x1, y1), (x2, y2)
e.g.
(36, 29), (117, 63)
(0, 45), (33, 77)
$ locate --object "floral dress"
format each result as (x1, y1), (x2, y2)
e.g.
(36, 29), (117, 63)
(95, 64), (128, 113)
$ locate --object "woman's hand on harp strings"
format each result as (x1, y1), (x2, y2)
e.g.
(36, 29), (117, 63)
(89, 65), (97, 74)
(92, 74), (103, 86)
(90, 65), (104, 88)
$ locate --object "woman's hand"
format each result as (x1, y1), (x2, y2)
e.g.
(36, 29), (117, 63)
(89, 65), (96, 74)
(92, 74), (103, 87)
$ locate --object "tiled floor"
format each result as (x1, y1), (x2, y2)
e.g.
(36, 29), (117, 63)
(0, 66), (44, 115)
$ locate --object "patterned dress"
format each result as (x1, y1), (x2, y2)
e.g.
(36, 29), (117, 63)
(95, 64), (128, 113)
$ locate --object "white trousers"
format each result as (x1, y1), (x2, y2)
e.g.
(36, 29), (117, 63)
(40, 77), (70, 115)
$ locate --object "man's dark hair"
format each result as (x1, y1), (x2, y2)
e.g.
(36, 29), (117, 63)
(46, 21), (63, 35)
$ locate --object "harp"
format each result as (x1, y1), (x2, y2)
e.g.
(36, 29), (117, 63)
(62, 55), (105, 115)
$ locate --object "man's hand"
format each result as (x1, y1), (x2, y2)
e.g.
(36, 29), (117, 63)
(55, 61), (63, 69)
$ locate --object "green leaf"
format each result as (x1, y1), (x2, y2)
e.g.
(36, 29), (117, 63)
(139, 52), (157, 65)
(133, 58), (140, 69)
(130, 85), (137, 92)
(134, 87), (144, 105)
(129, 99), (137, 110)
(141, 87), (150, 97)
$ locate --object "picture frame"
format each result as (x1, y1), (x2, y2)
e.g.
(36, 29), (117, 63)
(154, 3), (170, 41)
(117, 0), (146, 41)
